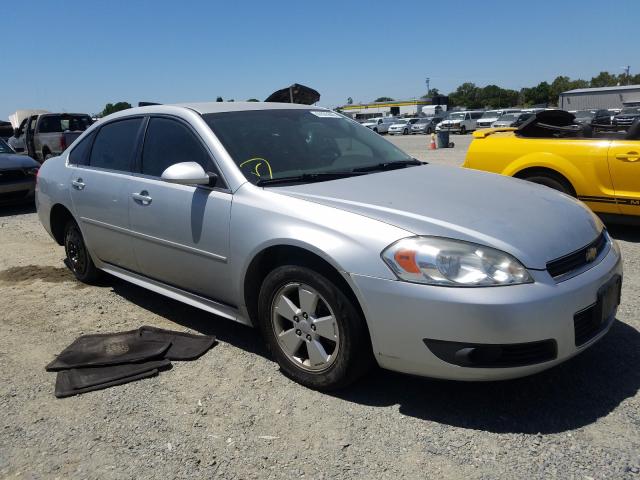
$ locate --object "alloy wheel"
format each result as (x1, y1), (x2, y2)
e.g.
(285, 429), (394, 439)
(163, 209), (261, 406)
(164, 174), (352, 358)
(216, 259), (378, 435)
(270, 282), (340, 372)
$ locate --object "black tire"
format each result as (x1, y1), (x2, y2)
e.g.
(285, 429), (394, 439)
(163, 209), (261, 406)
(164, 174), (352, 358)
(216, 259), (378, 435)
(257, 265), (373, 390)
(426, 127), (432, 134)
(460, 125), (467, 135)
(373, 128), (378, 134)
(63, 220), (102, 283)
(403, 128), (409, 135)
(521, 174), (574, 196)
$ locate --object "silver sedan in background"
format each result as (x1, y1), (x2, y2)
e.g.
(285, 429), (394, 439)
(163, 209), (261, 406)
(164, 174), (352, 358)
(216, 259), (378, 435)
(36, 102), (622, 390)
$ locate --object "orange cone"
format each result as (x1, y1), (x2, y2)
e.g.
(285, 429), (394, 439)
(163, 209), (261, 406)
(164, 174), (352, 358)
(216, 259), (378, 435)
(429, 133), (436, 150)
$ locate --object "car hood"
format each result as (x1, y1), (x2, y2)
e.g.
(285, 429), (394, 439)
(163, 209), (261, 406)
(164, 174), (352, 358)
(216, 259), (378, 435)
(0, 153), (39, 170)
(273, 165), (602, 269)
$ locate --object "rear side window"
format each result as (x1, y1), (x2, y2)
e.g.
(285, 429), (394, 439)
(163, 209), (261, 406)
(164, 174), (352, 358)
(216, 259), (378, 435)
(39, 115), (92, 133)
(141, 117), (214, 177)
(68, 131), (96, 166)
(89, 118), (143, 171)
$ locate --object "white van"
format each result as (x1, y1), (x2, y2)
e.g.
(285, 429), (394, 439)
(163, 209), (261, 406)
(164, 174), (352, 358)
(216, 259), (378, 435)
(436, 111), (484, 134)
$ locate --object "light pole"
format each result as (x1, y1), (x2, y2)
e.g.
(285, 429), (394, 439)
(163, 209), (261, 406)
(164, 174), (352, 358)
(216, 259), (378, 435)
(425, 77), (430, 96)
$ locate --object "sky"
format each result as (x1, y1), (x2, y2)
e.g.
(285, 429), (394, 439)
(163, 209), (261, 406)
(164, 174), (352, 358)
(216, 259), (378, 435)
(2, 0), (639, 119)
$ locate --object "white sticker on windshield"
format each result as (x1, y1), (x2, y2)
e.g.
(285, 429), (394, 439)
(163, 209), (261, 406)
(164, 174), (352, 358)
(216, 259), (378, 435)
(310, 111), (342, 118)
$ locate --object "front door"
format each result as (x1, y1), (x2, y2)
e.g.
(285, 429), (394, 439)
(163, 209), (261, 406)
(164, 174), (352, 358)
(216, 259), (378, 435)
(128, 116), (233, 304)
(69, 117), (145, 270)
(608, 141), (640, 216)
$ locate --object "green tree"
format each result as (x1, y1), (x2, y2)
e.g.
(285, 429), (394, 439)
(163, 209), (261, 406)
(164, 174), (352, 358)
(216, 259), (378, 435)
(216, 96), (223, 102)
(448, 82), (480, 108)
(421, 88), (441, 99)
(521, 81), (551, 106)
(100, 101), (131, 117)
(590, 71), (618, 87)
(374, 97), (394, 102)
(476, 85), (519, 108)
(247, 98), (260, 102)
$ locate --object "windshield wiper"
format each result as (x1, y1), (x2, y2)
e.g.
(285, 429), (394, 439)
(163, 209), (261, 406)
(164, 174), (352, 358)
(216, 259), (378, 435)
(256, 171), (364, 187)
(351, 159), (424, 173)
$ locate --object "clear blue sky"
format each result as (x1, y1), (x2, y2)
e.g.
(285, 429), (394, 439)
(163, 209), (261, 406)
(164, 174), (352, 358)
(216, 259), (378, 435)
(3, 0), (639, 119)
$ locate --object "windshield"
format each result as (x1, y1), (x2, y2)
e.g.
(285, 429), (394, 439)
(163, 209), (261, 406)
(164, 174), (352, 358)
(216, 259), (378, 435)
(448, 112), (465, 120)
(203, 109), (413, 184)
(620, 107), (640, 115)
(393, 119), (409, 124)
(480, 110), (500, 118)
(0, 138), (14, 153)
(497, 114), (517, 121)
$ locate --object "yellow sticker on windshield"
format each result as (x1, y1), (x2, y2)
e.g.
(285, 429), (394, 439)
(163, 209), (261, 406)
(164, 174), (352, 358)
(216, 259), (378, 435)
(239, 157), (273, 179)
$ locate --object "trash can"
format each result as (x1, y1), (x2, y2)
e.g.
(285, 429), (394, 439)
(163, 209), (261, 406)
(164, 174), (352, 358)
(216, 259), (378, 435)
(437, 130), (450, 148)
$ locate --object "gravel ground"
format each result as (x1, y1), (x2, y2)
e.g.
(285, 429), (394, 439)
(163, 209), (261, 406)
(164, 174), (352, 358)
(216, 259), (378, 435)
(1, 136), (639, 479)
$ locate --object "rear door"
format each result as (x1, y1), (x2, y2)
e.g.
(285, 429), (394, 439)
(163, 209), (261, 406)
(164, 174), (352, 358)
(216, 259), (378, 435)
(128, 116), (234, 304)
(69, 117), (145, 270)
(607, 140), (640, 216)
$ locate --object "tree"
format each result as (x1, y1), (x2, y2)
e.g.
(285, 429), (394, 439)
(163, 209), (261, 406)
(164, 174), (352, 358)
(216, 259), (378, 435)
(100, 102), (131, 117)
(590, 71), (618, 88)
(346, 97), (353, 105)
(448, 82), (480, 108)
(374, 97), (394, 102)
(521, 81), (551, 106)
(421, 88), (441, 99)
(216, 96), (223, 102)
(247, 98), (260, 102)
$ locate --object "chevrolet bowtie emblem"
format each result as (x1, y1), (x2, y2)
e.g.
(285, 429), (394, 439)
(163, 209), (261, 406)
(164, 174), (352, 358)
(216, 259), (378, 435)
(585, 247), (597, 262)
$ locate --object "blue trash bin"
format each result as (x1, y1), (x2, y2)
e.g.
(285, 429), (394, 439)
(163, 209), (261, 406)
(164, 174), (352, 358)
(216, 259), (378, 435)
(437, 130), (450, 148)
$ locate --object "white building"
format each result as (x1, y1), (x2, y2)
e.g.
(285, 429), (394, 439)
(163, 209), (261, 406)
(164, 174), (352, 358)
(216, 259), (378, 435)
(339, 99), (446, 120)
(558, 85), (640, 110)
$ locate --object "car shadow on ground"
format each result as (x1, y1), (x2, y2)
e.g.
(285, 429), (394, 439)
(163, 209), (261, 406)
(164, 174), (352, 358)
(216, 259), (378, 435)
(107, 276), (639, 435)
(109, 277), (270, 360)
(608, 223), (640, 243)
(0, 203), (35, 217)
(332, 319), (640, 434)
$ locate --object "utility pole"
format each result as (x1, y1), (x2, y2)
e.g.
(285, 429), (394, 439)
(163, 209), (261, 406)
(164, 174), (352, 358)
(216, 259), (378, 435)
(623, 66), (631, 85)
(425, 77), (430, 96)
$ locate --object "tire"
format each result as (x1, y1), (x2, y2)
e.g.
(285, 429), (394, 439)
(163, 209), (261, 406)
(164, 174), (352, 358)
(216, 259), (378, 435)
(403, 128), (409, 135)
(63, 220), (102, 283)
(373, 128), (378, 134)
(521, 174), (573, 196)
(426, 127), (432, 135)
(460, 126), (467, 135)
(257, 265), (373, 390)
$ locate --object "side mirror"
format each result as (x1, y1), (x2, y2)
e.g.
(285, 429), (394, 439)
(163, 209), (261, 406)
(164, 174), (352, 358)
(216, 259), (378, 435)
(161, 162), (213, 186)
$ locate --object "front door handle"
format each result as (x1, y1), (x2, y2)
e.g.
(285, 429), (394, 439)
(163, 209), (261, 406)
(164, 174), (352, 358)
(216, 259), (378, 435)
(615, 151), (640, 162)
(132, 190), (152, 205)
(71, 178), (85, 190)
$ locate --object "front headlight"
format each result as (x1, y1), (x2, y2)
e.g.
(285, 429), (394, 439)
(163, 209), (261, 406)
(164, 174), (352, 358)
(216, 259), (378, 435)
(381, 237), (533, 287)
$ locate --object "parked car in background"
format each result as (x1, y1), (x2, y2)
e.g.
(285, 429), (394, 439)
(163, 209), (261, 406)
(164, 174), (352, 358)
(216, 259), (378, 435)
(612, 106), (640, 129)
(361, 117), (397, 134)
(0, 138), (39, 205)
(10, 113), (93, 162)
(492, 112), (535, 128)
(437, 111), (483, 134)
(36, 102), (622, 389)
(388, 118), (420, 135)
(573, 109), (613, 126)
(464, 110), (640, 222)
(476, 109), (520, 129)
(410, 117), (441, 134)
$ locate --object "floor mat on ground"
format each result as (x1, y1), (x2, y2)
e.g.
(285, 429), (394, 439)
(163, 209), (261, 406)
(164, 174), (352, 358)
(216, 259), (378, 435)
(46, 326), (216, 397)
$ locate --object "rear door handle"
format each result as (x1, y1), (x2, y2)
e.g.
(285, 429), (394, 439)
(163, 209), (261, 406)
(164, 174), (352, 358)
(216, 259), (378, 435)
(71, 178), (85, 190)
(132, 190), (152, 205)
(615, 151), (640, 162)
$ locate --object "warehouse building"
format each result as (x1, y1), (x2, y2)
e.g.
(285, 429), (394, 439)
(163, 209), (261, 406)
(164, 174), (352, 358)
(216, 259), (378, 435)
(558, 84), (640, 110)
(338, 98), (447, 120)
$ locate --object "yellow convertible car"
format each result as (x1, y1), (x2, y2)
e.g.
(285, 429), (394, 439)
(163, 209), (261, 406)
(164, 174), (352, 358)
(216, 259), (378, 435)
(463, 110), (640, 222)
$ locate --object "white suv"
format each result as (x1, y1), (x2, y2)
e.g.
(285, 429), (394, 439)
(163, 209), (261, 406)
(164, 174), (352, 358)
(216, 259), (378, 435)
(361, 117), (397, 134)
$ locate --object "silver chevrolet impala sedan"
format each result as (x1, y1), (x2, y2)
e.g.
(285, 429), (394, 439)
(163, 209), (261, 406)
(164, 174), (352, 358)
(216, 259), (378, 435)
(36, 102), (623, 390)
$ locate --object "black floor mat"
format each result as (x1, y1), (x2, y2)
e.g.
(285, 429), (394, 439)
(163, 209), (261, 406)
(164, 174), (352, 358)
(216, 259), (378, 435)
(47, 326), (216, 397)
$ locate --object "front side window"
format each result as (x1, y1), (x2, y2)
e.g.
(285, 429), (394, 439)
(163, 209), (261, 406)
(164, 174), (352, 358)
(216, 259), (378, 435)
(141, 117), (215, 177)
(89, 118), (143, 171)
(203, 109), (413, 184)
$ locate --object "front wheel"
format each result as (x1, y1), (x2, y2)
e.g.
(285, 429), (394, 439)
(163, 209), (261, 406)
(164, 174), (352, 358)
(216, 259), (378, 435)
(521, 174), (573, 196)
(258, 265), (373, 390)
(403, 128), (409, 135)
(64, 220), (102, 283)
(460, 126), (467, 135)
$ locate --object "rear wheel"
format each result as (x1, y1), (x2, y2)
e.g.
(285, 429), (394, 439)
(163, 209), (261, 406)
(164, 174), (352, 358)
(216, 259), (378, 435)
(258, 265), (373, 390)
(64, 220), (102, 283)
(403, 128), (409, 135)
(521, 174), (574, 196)
(460, 126), (467, 135)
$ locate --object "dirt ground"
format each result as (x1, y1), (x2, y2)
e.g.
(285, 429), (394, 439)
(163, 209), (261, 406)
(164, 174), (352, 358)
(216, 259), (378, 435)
(1, 140), (639, 479)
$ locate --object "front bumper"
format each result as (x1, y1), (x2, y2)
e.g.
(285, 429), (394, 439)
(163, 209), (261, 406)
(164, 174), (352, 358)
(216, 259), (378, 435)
(350, 241), (622, 380)
(0, 179), (36, 205)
